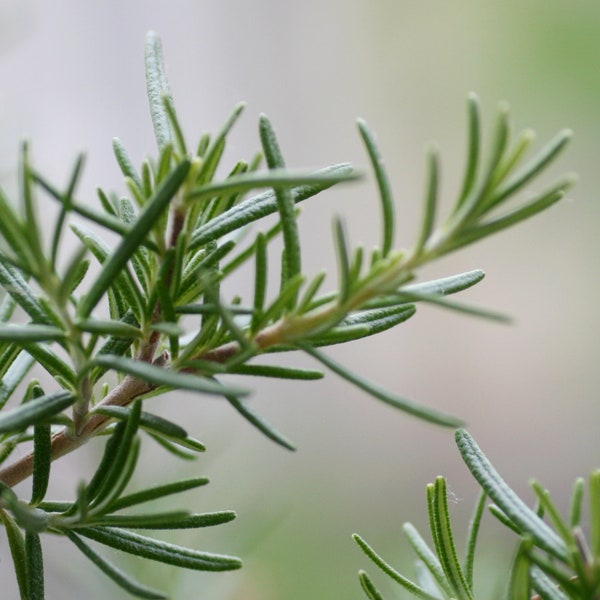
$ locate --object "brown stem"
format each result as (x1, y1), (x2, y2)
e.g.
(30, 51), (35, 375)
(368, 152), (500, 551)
(0, 374), (156, 488)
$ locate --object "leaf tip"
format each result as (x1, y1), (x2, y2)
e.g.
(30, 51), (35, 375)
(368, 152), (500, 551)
(467, 90), (479, 103)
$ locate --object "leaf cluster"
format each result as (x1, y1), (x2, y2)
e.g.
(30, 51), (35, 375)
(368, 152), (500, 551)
(355, 430), (600, 599)
(1, 400), (237, 600)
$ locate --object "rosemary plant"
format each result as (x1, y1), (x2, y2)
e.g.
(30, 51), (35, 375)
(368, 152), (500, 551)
(0, 31), (573, 598)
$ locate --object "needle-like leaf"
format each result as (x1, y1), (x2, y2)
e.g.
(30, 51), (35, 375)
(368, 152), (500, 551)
(403, 522), (454, 596)
(224, 392), (296, 451)
(358, 570), (386, 600)
(0, 257), (51, 324)
(66, 530), (167, 599)
(0, 325), (65, 343)
(455, 93), (481, 208)
(89, 510), (235, 530)
(92, 355), (248, 397)
(112, 138), (143, 190)
(0, 391), (75, 433)
(230, 363), (323, 380)
(0, 509), (30, 600)
(259, 115), (301, 299)
(145, 31), (175, 151)
(76, 526), (242, 571)
(357, 118), (395, 257)
(414, 147), (439, 255)
(463, 490), (486, 588)
(455, 429), (568, 561)
(353, 534), (438, 600)
(0, 351), (35, 410)
(25, 532), (44, 600)
(301, 343), (463, 427)
(333, 216), (351, 302)
(109, 478), (210, 512)
(429, 477), (473, 599)
(30, 386), (51, 506)
(94, 405), (205, 452)
(189, 163), (353, 249)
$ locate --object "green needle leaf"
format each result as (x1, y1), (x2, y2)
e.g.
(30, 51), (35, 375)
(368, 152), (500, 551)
(94, 405), (205, 452)
(530, 481), (573, 544)
(589, 470), (600, 559)
(358, 570), (386, 600)
(0, 188), (38, 271)
(0, 325), (66, 343)
(0, 256), (51, 324)
(193, 102), (245, 186)
(89, 402), (142, 509)
(357, 118), (395, 257)
(66, 530), (167, 599)
(224, 392), (296, 451)
(89, 510), (235, 530)
(162, 95), (187, 155)
(189, 163), (353, 250)
(463, 490), (486, 589)
(188, 169), (357, 202)
(0, 351), (35, 410)
(202, 368), (296, 451)
(455, 429), (568, 561)
(60, 250), (90, 301)
(403, 522), (454, 596)
(145, 31), (175, 151)
(395, 290), (511, 323)
(456, 93), (481, 208)
(76, 526), (242, 571)
(0, 391), (75, 433)
(0, 294), (17, 322)
(25, 532), (44, 600)
(303, 305), (416, 348)
(70, 224), (145, 321)
(31, 386), (51, 506)
(530, 566), (570, 600)
(147, 432), (204, 456)
(400, 270), (485, 298)
(448, 183), (573, 253)
(34, 173), (160, 252)
(75, 318), (143, 339)
(568, 477), (584, 529)
(112, 138), (143, 190)
(478, 102), (510, 201)
(0, 509), (30, 600)
(429, 477), (473, 598)
(95, 405), (187, 439)
(333, 217), (351, 302)
(301, 343), (463, 427)
(110, 478), (210, 512)
(50, 154), (85, 268)
(20, 142), (45, 269)
(492, 128), (573, 206)
(251, 232), (267, 332)
(509, 541), (533, 599)
(78, 159), (190, 317)
(259, 115), (301, 299)
(414, 147), (439, 255)
(230, 364), (324, 380)
(92, 355), (248, 397)
(353, 533), (438, 600)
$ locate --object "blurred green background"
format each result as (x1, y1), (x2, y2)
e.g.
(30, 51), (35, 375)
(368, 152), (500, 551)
(1, 1), (599, 598)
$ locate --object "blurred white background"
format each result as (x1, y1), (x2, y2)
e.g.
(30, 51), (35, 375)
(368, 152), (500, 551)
(1, 1), (599, 598)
